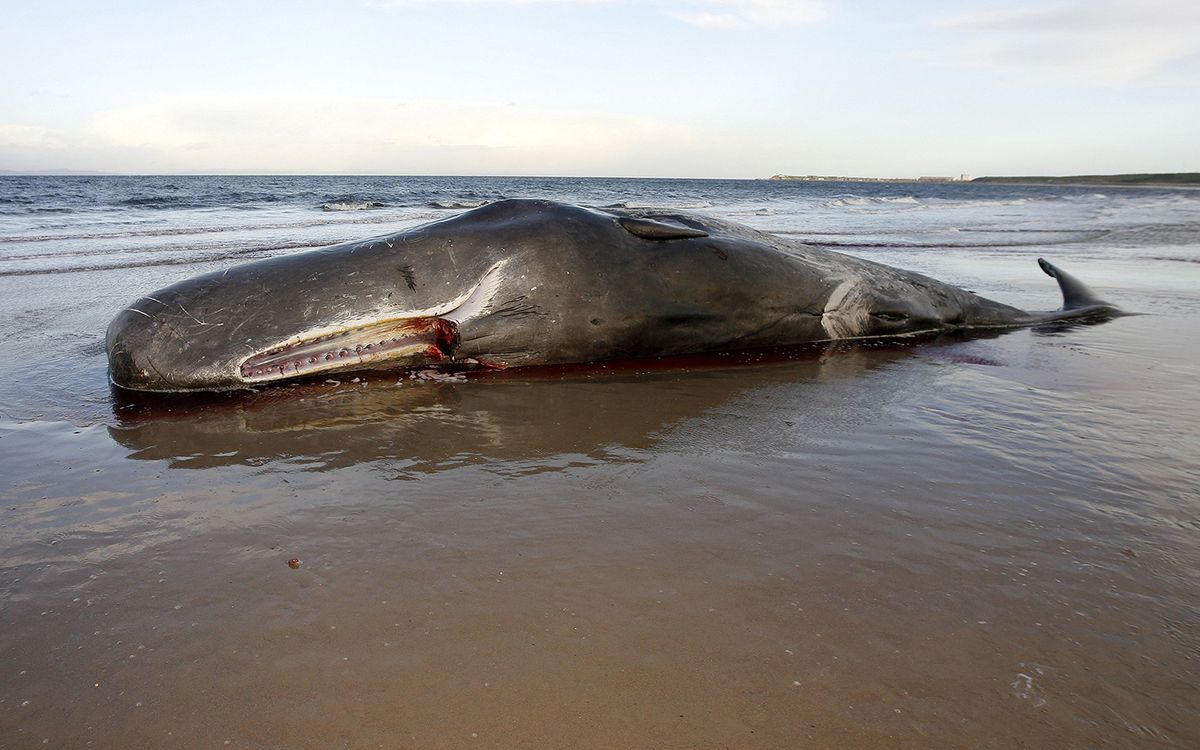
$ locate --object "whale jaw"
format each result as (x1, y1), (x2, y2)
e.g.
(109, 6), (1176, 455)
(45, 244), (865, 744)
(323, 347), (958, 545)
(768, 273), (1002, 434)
(239, 315), (460, 383)
(238, 262), (507, 384)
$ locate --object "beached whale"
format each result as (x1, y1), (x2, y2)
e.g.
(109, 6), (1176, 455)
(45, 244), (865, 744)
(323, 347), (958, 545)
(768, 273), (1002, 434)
(106, 198), (1120, 392)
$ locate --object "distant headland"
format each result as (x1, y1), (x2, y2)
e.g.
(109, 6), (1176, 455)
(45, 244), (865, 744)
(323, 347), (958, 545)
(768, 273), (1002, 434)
(971, 173), (1200, 187)
(768, 174), (972, 183)
(768, 173), (1200, 187)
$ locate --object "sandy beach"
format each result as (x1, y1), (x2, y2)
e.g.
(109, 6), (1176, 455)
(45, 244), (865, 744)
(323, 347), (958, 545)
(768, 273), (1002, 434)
(1, 176), (1198, 747)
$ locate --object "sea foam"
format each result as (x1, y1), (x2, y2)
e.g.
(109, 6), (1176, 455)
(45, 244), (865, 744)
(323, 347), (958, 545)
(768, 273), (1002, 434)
(429, 199), (491, 210)
(321, 201), (385, 212)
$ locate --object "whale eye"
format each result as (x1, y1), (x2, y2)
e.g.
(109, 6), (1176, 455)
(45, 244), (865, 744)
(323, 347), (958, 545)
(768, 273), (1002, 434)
(871, 311), (909, 323)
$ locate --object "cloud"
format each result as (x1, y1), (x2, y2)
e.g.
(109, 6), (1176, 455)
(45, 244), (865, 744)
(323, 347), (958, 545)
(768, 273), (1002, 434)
(0, 124), (65, 151)
(669, 1), (828, 29)
(370, 0), (829, 29)
(933, 0), (1200, 83)
(65, 95), (714, 175)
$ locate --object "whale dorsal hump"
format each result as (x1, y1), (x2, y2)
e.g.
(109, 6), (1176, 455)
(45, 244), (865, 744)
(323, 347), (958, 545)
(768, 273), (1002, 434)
(1038, 258), (1107, 310)
(617, 216), (709, 241)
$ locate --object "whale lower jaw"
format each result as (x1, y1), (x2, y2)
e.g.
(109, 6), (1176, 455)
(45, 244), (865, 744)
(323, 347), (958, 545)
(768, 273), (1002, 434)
(240, 316), (460, 383)
(239, 262), (506, 384)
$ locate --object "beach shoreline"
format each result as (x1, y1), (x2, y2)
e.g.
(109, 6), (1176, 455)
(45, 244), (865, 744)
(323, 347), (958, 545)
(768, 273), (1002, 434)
(2, 176), (1198, 748)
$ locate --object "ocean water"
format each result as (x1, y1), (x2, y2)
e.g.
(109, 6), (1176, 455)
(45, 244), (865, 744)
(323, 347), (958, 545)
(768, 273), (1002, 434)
(1, 176), (1198, 748)
(1, 175), (1196, 422)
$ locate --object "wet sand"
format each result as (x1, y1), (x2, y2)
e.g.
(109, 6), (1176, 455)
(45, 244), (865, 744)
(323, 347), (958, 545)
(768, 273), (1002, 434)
(2, 312), (1198, 748)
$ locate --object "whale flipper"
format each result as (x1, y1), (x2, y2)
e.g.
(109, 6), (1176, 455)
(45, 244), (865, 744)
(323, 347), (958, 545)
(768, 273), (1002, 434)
(1038, 258), (1107, 310)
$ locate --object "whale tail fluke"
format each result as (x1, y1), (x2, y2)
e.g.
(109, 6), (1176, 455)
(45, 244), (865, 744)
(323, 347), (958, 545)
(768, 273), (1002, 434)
(1037, 257), (1110, 311)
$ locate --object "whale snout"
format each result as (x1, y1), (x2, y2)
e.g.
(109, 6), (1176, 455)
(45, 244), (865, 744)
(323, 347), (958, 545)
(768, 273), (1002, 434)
(106, 308), (158, 390)
(106, 290), (249, 392)
(106, 302), (200, 390)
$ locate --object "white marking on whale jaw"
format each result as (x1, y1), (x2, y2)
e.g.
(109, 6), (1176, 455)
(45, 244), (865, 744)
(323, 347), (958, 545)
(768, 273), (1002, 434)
(238, 262), (507, 383)
(442, 262), (505, 324)
(821, 278), (872, 339)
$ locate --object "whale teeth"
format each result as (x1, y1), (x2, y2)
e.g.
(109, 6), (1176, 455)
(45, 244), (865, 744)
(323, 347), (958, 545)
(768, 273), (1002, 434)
(241, 314), (462, 381)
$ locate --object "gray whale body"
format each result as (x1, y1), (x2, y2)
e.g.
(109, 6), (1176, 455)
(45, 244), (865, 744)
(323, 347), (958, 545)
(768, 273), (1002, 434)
(106, 199), (1120, 392)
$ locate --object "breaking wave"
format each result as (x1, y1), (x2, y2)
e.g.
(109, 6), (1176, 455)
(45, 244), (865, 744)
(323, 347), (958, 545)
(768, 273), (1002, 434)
(429, 199), (490, 209)
(778, 234), (1096, 250)
(605, 200), (713, 210)
(823, 195), (922, 209)
(1149, 255), (1200, 265)
(0, 213), (405, 245)
(118, 196), (191, 208)
(321, 200), (385, 212)
(0, 239), (329, 277)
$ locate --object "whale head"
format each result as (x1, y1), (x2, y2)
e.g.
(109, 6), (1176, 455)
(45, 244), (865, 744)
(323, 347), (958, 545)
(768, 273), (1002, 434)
(106, 212), (523, 392)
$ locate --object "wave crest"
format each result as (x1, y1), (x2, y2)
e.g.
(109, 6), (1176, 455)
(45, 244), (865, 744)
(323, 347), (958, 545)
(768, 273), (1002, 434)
(605, 200), (713, 210)
(429, 199), (490, 210)
(321, 200), (384, 212)
(823, 195), (922, 209)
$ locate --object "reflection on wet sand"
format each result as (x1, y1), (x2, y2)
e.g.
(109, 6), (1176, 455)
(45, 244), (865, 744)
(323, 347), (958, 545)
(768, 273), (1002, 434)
(107, 340), (922, 473)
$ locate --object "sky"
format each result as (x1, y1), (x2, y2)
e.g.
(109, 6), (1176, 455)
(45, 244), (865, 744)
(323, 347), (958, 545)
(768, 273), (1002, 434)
(0, 0), (1197, 178)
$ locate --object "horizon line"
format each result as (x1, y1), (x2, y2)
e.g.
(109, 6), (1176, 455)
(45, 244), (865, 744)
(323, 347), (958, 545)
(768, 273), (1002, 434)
(2, 170), (1197, 180)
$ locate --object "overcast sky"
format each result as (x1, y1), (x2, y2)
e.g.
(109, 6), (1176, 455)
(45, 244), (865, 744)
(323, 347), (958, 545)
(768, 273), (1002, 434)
(1, 0), (1197, 177)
